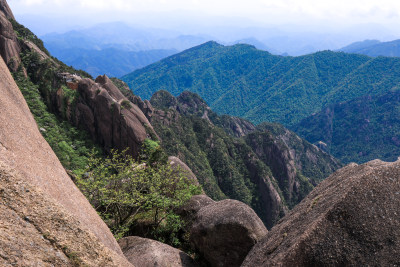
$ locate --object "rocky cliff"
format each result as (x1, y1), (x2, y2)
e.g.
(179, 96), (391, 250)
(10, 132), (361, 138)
(247, 123), (341, 207)
(68, 74), (155, 157)
(0, 13), (127, 260)
(0, 0), (13, 20)
(0, 8), (20, 72)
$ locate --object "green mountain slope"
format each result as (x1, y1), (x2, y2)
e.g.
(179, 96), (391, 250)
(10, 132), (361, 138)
(122, 41), (400, 126)
(293, 90), (400, 164)
(140, 90), (341, 228)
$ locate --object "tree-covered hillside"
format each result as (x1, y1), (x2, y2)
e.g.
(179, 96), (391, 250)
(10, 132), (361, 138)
(122, 41), (400, 127)
(293, 90), (400, 164)
(144, 90), (341, 228)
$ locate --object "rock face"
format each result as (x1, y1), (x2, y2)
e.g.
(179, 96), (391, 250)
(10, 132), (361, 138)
(190, 199), (268, 267)
(0, 8), (21, 72)
(242, 159), (400, 267)
(0, 161), (132, 267)
(119, 236), (196, 267)
(0, 0), (14, 20)
(246, 123), (342, 207)
(177, 194), (215, 222)
(0, 56), (124, 255)
(73, 75), (155, 157)
(169, 156), (199, 184)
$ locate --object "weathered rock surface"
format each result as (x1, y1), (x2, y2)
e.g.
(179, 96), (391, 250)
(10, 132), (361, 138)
(0, 161), (133, 267)
(0, 56), (123, 255)
(169, 156), (199, 184)
(0, 8), (21, 72)
(0, 0), (14, 20)
(177, 194), (215, 222)
(190, 199), (268, 267)
(242, 159), (400, 267)
(73, 75), (156, 157)
(246, 123), (342, 207)
(119, 236), (196, 267)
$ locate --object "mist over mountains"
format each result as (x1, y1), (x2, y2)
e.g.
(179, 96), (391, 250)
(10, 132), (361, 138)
(34, 18), (400, 77)
(338, 39), (400, 57)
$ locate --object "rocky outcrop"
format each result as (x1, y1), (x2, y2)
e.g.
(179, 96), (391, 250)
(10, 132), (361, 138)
(0, 56), (124, 255)
(180, 194), (215, 215)
(242, 159), (400, 266)
(177, 194), (215, 222)
(0, 8), (21, 72)
(119, 236), (196, 267)
(0, 161), (132, 266)
(216, 115), (256, 138)
(190, 199), (268, 267)
(246, 123), (342, 207)
(0, 0), (14, 20)
(169, 156), (199, 184)
(72, 75), (156, 157)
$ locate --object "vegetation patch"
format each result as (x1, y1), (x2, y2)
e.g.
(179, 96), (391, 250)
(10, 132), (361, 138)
(76, 146), (202, 246)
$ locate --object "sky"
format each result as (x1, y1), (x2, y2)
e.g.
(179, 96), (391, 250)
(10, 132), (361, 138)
(7, 0), (400, 54)
(9, 0), (400, 29)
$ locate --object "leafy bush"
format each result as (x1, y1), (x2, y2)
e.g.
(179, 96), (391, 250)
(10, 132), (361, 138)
(76, 148), (202, 242)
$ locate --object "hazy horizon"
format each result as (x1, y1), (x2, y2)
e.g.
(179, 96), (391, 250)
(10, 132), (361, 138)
(8, 0), (400, 55)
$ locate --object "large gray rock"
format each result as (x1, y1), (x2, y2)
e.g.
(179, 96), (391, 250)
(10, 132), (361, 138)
(242, 160), (400, 267)
(177, 194), (215, 222)
(119, 236), (197, 267)
(190, 199), (268, 267)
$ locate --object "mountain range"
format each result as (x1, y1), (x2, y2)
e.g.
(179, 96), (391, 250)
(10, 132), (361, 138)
(48, 47), (177, 78)
(41, 22), (211, 77)
(122, 41), (400, 126)
(39, 21), (400, 79)
(122, 41), (400, 164)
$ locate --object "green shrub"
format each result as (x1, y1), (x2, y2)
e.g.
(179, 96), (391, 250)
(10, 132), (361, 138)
(76, 149), (202, 242)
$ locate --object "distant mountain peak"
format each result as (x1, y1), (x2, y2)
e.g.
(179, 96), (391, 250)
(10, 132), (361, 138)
(201, 40), (222, 47)
(337, 39), (400, 57)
